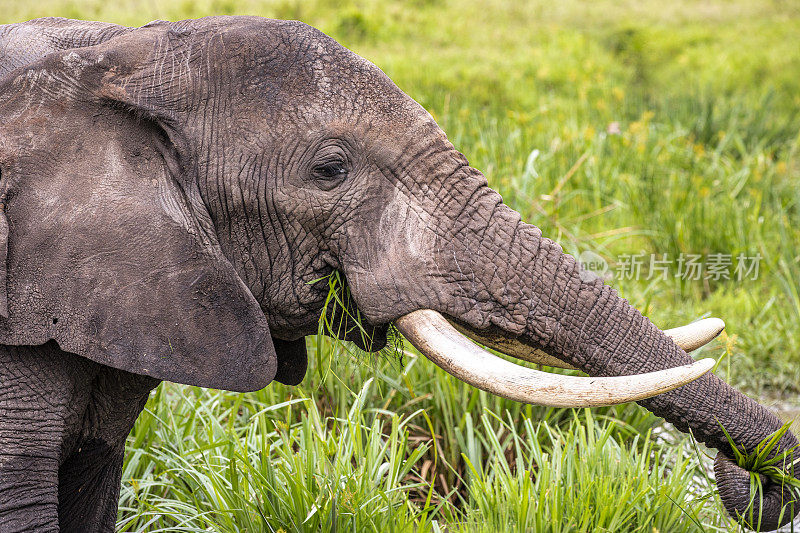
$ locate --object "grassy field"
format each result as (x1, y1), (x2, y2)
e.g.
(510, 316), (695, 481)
(3, 0), (800, 530)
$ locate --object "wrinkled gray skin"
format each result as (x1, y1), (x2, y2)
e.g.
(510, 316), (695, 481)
(0, 16), (796, 532)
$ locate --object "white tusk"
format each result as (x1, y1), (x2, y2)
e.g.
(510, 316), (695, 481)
(395, 309), (716, 408)
(664, 318), (726, 353)
(451, 317), (725, 370)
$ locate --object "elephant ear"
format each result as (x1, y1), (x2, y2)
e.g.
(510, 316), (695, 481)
(0, 31), (277, 392)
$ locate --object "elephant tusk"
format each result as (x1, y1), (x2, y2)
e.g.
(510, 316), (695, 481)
(450, 317), (725, 371)
(394, 309), (717, 408)
(663, 317), (726, 352)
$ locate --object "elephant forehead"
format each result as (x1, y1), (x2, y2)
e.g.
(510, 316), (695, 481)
(209, 18), (434, 127)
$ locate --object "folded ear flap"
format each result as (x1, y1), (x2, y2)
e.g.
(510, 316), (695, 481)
(0, 18), (132, 80)
(0, 46), (277, 392)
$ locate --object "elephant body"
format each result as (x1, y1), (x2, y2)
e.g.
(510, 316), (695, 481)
(0, 16), (796, 532)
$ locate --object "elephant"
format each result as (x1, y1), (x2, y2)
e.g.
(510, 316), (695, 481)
(0, 16), (796, 532)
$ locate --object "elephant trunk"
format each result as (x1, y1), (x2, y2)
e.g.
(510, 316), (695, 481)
(511, 216), (796, 529)
(395, 175), (799, 530)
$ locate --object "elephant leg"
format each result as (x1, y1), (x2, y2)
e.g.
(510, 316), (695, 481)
(57, 439), (127, 532)
(0, 342), (96, 533)
(57, 364), (158, 533)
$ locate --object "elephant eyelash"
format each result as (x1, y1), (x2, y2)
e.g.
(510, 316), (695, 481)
(312, 162), (348, 180)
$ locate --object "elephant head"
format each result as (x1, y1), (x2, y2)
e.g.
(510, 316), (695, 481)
(0, 16), (796, 530)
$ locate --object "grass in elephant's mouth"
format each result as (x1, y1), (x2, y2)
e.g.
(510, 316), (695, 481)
(315, 270), (406, 367)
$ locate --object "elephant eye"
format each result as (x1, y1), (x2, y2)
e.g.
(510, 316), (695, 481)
(312, 162), (348, 180)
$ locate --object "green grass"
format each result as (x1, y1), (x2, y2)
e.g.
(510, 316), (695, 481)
(3, 0), (800, 530)
(119, 352), (732, 532)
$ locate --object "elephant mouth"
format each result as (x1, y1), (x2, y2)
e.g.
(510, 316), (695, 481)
(394, 309), (724, 407)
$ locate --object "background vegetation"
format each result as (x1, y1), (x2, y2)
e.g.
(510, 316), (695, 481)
(3, 0), (799, 530)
